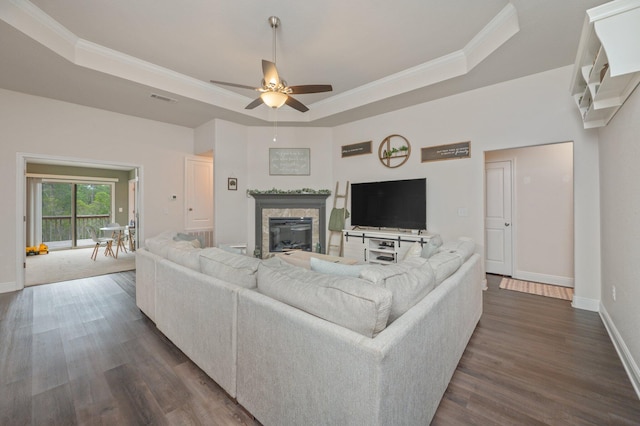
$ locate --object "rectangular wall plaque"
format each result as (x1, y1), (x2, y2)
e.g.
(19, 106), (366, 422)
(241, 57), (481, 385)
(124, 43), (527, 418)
(269, 148), (310, 176)
(421, 141), (471, 163)
(341, 141), (372, 158)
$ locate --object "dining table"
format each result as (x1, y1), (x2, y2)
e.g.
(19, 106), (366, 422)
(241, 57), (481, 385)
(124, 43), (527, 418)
(100, 225), (128, 259)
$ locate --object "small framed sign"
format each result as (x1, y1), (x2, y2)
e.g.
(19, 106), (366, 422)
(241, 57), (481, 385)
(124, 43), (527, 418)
(269, 148), (311, 176)
(228, 177), (238, 190)
(341, 141), (372, 158)
(421, 141), (471, 163)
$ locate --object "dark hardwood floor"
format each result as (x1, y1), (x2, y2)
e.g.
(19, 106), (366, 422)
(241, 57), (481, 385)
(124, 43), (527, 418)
(1, 272), (638, 425)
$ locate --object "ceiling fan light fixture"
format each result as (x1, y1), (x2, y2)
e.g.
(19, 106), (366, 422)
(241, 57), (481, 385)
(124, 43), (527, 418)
(261, 91), (288, 108)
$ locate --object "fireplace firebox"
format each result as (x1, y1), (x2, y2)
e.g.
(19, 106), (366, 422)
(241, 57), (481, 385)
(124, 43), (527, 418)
(269, 217), (313, 252)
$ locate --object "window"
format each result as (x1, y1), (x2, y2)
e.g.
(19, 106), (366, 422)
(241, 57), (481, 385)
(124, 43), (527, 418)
(41, 181), (114, 249)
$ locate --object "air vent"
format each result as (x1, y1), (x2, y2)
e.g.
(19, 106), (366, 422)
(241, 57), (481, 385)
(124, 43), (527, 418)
(150, 93), (178, 103)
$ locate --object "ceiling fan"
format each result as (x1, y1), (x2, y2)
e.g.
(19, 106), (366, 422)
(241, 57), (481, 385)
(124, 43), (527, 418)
(210, 16), (333, 112)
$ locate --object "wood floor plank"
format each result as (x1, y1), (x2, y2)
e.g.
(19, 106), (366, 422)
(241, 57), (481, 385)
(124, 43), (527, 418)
(120, 337), (192, 414)
(31, 382), (77, 426)
(31, 327), (69, 396)
(103, 363), (168, 426)
(1, 271), (638, 425)
(0, 378), (32, 425)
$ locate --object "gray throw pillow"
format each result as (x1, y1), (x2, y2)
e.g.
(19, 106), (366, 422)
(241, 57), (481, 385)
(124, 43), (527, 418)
(421, 234), (443, 259)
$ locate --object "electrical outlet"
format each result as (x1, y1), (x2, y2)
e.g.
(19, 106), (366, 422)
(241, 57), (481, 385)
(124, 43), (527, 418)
(612, 286), (616, 302)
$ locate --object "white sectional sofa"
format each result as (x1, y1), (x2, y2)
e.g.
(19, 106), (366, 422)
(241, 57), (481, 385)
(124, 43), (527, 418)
(136, 231), (483, 425)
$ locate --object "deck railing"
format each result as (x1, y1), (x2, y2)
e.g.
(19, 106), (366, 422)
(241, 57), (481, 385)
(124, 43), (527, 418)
(42, 214), (111, 243)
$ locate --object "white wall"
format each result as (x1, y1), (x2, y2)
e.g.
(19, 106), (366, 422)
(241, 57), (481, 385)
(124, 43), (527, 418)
(0, 88), (194, 292)
(598, 86), (640, 395)
(245, 126), (334, 251)
(485, 143), (574, 287)
(212, 119), (250, 246)
(331, 66), (601, 309)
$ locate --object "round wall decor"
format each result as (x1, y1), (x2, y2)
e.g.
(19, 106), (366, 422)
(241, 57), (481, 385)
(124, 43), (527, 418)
(378, 134), (411, 168)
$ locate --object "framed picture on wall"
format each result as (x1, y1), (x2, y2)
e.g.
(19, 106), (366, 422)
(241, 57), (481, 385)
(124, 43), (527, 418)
(269, 148), (311, 175)
(228, 177), (238, 190)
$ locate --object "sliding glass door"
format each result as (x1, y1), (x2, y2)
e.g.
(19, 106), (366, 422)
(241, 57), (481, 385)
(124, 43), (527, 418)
(41, 182), (73, 249)
(76, 183), (112, 246)
(41, 181), (113, 249)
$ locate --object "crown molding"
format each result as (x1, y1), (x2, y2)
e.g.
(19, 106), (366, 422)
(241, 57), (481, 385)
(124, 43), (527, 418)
(1, 0), (519, 123)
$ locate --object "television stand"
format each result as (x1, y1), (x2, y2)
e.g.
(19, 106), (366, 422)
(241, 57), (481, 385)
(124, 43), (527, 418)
(342, 229), (437, 264)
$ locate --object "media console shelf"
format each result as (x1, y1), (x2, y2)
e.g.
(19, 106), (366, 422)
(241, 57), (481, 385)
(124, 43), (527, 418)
(342, 229), (436, 264)
(570, 0), (640, 128)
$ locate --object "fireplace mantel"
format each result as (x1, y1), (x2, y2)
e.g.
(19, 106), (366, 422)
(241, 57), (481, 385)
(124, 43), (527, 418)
(251, 193), (330, 257)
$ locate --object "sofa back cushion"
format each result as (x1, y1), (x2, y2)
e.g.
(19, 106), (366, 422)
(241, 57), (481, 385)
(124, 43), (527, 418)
(427, 238), (476, 286)
(199, 248), (261, 289)
(360, 257), (436, 322)
(257, 258), (392, 338)
(146, 231), (202, 259)
(166, 246), (202, 272)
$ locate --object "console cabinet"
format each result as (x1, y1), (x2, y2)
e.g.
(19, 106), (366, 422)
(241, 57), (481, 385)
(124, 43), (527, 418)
(342, 230), (435, 264)
(570, 0), (640, 128)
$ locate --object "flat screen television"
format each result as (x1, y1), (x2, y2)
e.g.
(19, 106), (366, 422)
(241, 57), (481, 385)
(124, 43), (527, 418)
(350, 178), (426, 230)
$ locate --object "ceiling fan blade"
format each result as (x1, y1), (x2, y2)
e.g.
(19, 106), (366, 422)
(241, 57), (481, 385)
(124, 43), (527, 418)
(288, 84), (333, 94)
(285, 95), (309, 112)
(210, 80), (258, 91)
(245, 98), (264, 109)
(262, 60), (281, 86)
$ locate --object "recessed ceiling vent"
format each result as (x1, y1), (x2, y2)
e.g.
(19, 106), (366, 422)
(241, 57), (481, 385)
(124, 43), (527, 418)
(150, 93), (178, 103)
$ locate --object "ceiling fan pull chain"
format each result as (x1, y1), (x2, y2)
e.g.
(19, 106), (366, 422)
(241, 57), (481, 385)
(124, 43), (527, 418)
(273, 109), (278, 142)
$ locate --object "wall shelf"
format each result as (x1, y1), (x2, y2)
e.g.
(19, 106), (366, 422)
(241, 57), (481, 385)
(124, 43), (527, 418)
(570, 0), (640, 129)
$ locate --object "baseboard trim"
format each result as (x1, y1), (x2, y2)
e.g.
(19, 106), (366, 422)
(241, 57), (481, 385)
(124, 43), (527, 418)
(0, 281), (18, 294)
(599, 303), (640, 400)
(571, 295), (599, 312)
(514, 270), (574, 287)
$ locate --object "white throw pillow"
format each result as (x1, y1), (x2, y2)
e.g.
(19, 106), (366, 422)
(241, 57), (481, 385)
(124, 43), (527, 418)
(309, 257), (366, 277)
(403, 242), (423, 260)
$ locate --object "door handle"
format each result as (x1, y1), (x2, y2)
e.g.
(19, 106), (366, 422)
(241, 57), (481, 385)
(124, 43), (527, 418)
(505, 222), (510, 227)
(188, 208), (193, 212)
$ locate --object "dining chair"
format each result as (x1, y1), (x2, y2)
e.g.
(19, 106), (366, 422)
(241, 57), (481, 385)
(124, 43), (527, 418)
(107, 222), (127, 257)
(89, 226), (114, 260)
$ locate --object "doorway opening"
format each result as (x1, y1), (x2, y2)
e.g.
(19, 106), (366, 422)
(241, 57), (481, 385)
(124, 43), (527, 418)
(17, 153), (143, 289)
(484, 142), (574, 288)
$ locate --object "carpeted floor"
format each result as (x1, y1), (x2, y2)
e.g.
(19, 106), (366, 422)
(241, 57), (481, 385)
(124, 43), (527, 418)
(499, 277), (574, 301)
(25, 246), (135, 286)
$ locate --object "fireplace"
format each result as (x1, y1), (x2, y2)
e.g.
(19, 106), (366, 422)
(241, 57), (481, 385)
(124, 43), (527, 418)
(251, 193), (330, 258)
(269, 217), (313, 252)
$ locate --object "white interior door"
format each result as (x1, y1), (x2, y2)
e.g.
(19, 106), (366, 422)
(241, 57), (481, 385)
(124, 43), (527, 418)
(485, 161), (513, 275)
(185, 156), (213, 231)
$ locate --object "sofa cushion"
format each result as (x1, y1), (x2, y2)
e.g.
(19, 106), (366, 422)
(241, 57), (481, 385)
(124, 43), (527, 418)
(166, 246), (202, 271)
(257, 258), (392, 338)
(439, 238), (475, 263)
(428, 252), (463, 286)
(309, 257), (366, 277)
(360, 257), (436, 322)
(199, 247), (261, 289)
(145, 230), (177, 258)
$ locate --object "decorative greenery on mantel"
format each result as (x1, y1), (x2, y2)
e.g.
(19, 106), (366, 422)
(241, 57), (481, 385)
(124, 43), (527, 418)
(247, 188), (331, 196)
